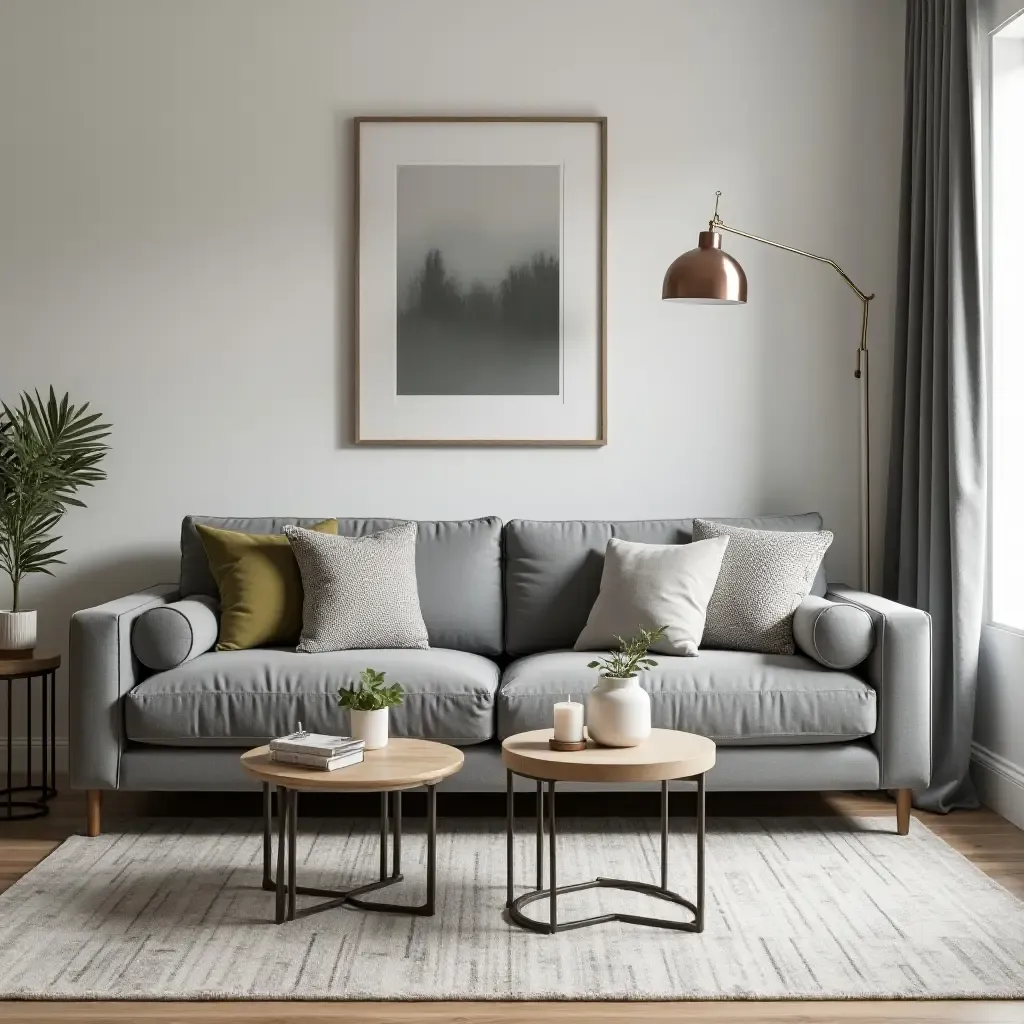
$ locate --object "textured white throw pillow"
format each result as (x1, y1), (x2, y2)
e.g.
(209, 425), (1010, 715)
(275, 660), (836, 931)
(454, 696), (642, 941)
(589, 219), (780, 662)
(692, 518), (833, 655)
(574, 536), (730, 656)
(284, 522), (429, 653)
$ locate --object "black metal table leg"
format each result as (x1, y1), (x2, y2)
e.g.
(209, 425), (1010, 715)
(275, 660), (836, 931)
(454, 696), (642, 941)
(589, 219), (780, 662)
(505, 769), (514, 908)
(425, 784), (437, 915)
(264, 782), (439, 923)
(40, 673), (47, 801)
(25, 674), (32, 795)
(661, 779), (669, 891)
(275, 785), (287, 924)
(5, 677), (11, 819)
(696, 771), (705, 932)
(49, 670), (56, 798)
(287, 789), (297, 921)
(379, 792), (388, 881)
(536, 780), (544, 891)
(507, 769), (707, 934)
(547, 780), (557, 932)
(392, 790), (402, 876)
(262, 784), (272, 891)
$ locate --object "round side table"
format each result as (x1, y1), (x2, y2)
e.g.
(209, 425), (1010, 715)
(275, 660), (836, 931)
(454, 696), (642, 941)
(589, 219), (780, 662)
(1, 654), (60, 822)
(502, 727), (717, 934)
(241, 739), (464, 924)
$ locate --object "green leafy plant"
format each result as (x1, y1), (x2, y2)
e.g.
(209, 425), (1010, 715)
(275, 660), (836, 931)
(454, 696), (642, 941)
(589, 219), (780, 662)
(337, 668), (405, 712)
(587, 626), (668, 679)
(0, 388), (111, 610)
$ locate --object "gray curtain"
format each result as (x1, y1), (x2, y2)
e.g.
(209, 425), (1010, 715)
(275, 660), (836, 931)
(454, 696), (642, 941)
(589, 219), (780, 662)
(884, 0), (986, 812)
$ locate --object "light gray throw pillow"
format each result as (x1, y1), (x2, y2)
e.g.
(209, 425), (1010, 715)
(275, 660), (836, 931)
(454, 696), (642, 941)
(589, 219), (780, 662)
(574, 535), (730, 656)
(792, 595), (874, 669)
(284, 522), (429, 653)
(692, 519), (833, 655)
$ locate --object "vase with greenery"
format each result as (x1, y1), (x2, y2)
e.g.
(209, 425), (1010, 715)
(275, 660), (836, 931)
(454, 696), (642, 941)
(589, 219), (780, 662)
(0, 388), (111, 651)
(586, 625), (667, 748)
(337, 668), (404, 750)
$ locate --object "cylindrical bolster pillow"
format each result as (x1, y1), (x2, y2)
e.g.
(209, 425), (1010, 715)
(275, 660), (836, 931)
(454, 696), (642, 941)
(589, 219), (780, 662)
(792, 595), (874, 670)
(131, 597), (219, 671)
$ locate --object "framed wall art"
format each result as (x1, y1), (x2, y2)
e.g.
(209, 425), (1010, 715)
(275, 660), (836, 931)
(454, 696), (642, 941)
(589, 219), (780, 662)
(354, 116), (606, 446)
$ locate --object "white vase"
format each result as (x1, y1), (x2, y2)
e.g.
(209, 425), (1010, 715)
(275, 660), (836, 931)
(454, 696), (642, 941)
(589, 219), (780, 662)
(586, 676), (651, 748)
(350, 708), (389, 750)
(0, 609), (37, 652)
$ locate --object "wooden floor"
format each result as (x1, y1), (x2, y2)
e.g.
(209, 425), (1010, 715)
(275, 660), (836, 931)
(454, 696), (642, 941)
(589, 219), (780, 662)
(0, 786), (1022, 1023)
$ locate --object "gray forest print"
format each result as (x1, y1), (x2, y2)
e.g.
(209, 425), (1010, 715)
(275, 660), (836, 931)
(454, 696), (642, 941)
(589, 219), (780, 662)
(396, 164), (561, 396)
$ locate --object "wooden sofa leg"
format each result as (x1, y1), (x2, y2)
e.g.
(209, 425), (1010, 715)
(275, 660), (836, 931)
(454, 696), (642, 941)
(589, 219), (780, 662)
(86, 790), (102, 837)
(896, 788), (912, 835)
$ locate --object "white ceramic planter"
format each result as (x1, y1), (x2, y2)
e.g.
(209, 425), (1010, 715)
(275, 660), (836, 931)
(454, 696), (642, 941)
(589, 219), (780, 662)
(0, 610), (37, 652)
(586, 675), (651, 748)
(350, 707), (389, 750)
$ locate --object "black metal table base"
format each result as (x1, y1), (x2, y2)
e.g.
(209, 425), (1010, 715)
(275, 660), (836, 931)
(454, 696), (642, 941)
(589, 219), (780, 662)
(505, 771), (706, 933)
(262, 782), (437, 924)
(2, 668), (58, 822)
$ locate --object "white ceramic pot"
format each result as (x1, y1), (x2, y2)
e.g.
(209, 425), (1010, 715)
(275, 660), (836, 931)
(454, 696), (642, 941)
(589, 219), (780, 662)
(0, 610), (36, 651)
(586, 676), (651, 748)
(350, 707), (389, 750)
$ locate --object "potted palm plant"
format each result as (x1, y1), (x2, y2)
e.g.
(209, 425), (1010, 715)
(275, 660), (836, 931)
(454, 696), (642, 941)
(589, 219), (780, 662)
(586, 625), (667, 747)
(337, 668), (404, 750)
(0, 388), (111, 653)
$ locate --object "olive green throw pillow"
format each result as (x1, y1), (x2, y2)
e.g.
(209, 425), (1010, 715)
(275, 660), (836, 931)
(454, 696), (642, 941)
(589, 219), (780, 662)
(196, 520), (338, 651)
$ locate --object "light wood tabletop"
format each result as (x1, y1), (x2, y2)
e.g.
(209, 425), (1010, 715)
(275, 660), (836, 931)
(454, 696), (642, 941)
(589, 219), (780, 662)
(240, 739), (464, 792)
(502, 728), (716, 783)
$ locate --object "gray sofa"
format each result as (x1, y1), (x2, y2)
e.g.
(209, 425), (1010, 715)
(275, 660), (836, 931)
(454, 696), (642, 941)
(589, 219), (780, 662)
(70, 514), (932, 835)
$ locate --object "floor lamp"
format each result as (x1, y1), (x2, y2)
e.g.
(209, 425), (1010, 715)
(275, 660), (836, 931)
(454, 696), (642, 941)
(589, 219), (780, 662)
(662, 192), (875, 591)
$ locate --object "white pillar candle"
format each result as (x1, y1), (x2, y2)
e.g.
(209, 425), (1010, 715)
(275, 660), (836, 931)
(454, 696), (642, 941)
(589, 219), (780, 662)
(553, 697), (585, 743)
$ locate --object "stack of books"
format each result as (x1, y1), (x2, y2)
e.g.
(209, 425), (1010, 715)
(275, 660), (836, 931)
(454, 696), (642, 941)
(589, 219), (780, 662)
(269, 728), (365, 771)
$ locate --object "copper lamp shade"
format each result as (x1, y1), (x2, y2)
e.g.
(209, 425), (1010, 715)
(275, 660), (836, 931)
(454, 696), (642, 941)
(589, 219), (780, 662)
(662, 230), (747, 304)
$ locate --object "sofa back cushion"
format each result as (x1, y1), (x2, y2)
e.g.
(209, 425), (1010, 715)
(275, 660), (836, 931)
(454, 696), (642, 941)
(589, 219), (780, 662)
(503, 515), (828, 657)
(180, 516), (503, 655)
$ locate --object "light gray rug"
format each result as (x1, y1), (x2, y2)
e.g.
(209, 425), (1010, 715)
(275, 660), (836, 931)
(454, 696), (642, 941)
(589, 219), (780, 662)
(0, 816), (1022, 1000)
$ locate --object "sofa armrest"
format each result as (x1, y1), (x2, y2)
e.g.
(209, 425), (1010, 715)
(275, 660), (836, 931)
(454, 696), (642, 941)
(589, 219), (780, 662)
(827, 584), (932, 790)
(69, 584), (179, 790)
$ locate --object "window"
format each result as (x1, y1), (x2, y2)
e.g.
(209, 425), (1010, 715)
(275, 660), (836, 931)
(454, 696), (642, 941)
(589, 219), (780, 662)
(990, 11), (1024, 629)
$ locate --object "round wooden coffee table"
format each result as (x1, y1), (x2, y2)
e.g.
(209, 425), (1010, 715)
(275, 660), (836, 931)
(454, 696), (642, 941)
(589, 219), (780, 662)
(501, 728), (716, 934)
(241, 739), (463, 924)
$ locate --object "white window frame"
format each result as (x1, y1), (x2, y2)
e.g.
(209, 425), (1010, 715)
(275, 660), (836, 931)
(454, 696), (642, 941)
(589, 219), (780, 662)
(980, 0), (1024, 634)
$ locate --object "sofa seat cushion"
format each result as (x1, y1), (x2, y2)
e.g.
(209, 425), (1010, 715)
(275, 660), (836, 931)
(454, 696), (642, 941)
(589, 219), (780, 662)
(497, 650), (875, 745)
(126, 648), (499, 747)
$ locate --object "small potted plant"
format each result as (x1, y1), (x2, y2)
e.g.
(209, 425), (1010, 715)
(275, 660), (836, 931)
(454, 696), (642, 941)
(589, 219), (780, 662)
(586, 626), (667, 748)
(0, 389), (110, 653)
(337, 668), (404, 750)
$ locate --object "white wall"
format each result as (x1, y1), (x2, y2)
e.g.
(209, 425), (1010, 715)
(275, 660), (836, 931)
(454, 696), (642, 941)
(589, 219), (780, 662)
(0, 0), (905, 758)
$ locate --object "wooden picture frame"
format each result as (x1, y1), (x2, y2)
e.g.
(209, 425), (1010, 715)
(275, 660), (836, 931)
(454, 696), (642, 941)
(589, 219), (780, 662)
(354, 116), (607, 446)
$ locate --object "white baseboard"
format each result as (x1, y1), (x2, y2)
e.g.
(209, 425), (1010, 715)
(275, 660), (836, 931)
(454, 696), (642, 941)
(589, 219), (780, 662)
(972, 742), (1024, 831)
(0, 737), (69, 775)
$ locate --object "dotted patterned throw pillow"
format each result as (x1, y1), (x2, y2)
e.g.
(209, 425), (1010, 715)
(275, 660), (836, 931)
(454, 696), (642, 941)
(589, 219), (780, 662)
(691, 519), (833, 655)
(284, 522), (429, 653)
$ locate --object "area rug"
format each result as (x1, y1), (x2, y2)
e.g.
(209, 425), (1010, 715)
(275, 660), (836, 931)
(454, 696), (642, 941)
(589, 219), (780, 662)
(0, 816), (1021, 1000)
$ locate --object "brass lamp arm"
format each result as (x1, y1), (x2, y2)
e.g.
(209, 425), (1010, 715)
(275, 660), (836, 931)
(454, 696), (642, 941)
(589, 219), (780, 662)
(711, 216), (875, 307)
(711, 214), (875, 381)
